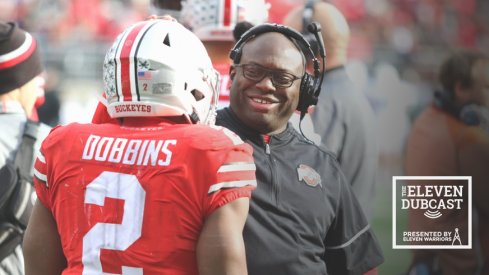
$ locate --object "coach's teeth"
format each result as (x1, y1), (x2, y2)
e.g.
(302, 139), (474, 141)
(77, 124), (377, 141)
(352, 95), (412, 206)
(252, 98), (271, 104)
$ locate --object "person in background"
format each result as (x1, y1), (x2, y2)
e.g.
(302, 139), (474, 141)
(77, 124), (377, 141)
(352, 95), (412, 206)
(405, 50), (489, 275)
(0, 21), (50, 275)
(179, 0), (270, 108)
(149, 0), (182, 18)
(216, 22), (384, 274)
(36, 66), (61, 127)
(23, 19), (257, 275)
(283, 0), (379, 218)
(266, 0), (303, 24)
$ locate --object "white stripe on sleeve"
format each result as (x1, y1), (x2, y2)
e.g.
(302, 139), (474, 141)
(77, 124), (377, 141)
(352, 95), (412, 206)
(217, 162), (256, 173)
(33, 168), (48, 186)
(36, 152), (45, 163)
(208, 180), (257, 194)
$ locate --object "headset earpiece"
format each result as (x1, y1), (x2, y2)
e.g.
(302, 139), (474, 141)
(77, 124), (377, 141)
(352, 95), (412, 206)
(435, 89), (482, 126)
(297, 73), (318, 114)
(229, 23), (325, 115)
(229, 48), (241, 64)
(434, 90), (458, 117)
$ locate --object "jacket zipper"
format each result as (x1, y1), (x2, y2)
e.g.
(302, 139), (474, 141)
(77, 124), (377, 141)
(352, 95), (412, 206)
(265, 141), (279, 204)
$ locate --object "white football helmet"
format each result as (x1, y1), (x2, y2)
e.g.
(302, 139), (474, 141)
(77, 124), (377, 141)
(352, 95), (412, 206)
(103, 20), (219, 124)
(180, 0), (270, 41)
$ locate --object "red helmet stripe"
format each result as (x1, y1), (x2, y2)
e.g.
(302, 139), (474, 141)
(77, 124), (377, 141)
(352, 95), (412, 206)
(118, 22), (147, 102)
(133, 21), (159, 101)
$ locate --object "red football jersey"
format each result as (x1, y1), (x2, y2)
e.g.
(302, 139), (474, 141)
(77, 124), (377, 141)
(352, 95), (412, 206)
(33, 119), (256, 275)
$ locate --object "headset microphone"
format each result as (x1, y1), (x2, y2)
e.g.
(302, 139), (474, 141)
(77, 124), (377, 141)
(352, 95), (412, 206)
(307, 22), (326, 59)
(305, 22), (326, 101)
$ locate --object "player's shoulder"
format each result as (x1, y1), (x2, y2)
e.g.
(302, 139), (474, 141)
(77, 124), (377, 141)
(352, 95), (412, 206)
(43, 123), (111, 147)
(42, 123), (76, 142)
(183, 124), (246, 150)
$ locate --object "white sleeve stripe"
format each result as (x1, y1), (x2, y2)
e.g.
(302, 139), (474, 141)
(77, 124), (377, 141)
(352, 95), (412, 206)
(217, 163), (256, 173)
(325, 224), (370, 250)
(208, 180), (257, 194)
(33, 168), (48, 186)
(37, 152), (45, 163)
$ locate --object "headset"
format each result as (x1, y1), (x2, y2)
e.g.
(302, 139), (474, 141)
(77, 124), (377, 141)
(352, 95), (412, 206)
(435, 89), (489, 131)
(229, 22), (326, 119)
(434, 89), (458, 117)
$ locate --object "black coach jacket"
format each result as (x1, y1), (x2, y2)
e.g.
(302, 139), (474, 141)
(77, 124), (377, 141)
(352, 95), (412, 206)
(216, 108), (384, 275)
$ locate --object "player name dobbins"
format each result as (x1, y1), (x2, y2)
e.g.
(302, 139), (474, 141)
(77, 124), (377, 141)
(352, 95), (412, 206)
(82, 134), (177, 166)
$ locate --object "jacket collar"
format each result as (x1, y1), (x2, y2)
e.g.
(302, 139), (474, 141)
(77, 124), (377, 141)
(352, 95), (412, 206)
(217, 107), (296, 147)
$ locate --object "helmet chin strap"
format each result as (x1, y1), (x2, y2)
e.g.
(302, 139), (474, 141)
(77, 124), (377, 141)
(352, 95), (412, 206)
(189, 111), (200, 124)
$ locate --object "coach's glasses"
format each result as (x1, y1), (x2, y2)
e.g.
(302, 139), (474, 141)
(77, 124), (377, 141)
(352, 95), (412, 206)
(234, 63), (302, 88)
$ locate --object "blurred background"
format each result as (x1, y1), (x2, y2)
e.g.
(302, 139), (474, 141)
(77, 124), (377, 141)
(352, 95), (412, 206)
(2, 0), (488, 273)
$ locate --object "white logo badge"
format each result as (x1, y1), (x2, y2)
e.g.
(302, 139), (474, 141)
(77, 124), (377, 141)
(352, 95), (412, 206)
(392, 176), (472, 249)
(297, 164), (322, 188)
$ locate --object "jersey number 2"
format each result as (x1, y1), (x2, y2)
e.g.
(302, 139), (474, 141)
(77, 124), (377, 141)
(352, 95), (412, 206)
(82, 172), (146, 275)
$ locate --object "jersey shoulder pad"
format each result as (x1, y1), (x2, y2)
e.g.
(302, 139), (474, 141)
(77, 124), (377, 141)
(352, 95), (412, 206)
(184, 124), (245, 150)
(42, 123), (89, 148)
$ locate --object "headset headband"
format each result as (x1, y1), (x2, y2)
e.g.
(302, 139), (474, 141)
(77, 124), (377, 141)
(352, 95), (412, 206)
(229, 23), (320, 78)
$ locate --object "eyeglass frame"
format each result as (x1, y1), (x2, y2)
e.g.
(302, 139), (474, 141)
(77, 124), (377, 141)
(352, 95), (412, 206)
(233, 63), (302, 88)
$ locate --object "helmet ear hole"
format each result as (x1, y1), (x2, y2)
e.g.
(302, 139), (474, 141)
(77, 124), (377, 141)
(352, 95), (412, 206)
(191, 90), (205, 101)
(163, 33), (171, 46)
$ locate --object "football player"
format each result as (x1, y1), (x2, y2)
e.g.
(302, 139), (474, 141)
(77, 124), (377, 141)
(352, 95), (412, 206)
(23, 20), (256, 275)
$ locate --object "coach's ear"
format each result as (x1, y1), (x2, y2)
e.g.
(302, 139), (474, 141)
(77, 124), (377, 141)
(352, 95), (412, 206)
(229, 65), (236, 81)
